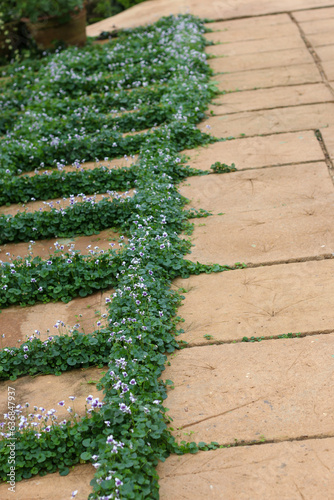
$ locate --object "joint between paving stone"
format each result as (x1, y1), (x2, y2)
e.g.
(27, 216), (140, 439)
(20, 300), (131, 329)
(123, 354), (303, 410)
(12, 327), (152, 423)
(314, 129), (334, 183)
(289, 12), (334, 99)
(178, 329), (334, 349)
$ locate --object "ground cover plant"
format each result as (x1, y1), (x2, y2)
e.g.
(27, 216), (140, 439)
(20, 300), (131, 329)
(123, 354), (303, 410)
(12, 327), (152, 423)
(0, 15), (233, 499)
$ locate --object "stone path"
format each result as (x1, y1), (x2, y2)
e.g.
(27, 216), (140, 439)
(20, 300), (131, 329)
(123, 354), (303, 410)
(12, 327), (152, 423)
(0, 1), (333, 499)
(153, 4), (334, 499)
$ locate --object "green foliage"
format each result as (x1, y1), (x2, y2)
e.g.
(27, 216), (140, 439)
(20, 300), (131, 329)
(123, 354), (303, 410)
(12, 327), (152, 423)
(0, 15), (232, 499)
(18, 0), (85, 23)
(211, 161), (237, 173)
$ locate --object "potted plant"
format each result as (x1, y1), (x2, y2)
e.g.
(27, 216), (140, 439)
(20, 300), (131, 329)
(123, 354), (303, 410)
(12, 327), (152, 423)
(19, 0), (87, 49)
(0, 1), (21, 57)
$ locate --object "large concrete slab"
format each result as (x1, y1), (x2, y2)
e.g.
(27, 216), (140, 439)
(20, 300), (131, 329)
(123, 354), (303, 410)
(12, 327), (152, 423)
(184, 131), (324, 170)
(158, 437), (334, 500)
(186, 202), (334, 265)
(298, 18), (334, 34)
(180, 162), (334, 213)
(206, 14), (293, 32)
(0, 228), (125, 262)
(161, 334), (334, 444)
(293, 6), (334, 21)
(0, 464), (94, 500)
(210, 83), (332, 113)
(0, 289), (112, 347)
(208, 48), (313, 73)
(214, 64), (322, 91)
(174, 260), (334, 344)
(205, 23), (300, 44)
(200, 103), (334, 138)
(308, 31), (334, 47)
(206, 35), (305, 57)
(0, 190), (133, 217)
(0, 366), (104, 422)
(323, 60), (334, 80)
(87, 2), (334, 34)
(316, 44), (334, 62)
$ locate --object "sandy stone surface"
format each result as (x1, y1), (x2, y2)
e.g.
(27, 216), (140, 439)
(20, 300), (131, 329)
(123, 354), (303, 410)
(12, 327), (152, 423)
(87, 1), (333, 34)
(0, 366), (105, 423)
(0, 228), (125, 262)
(186, 202), (334, 266)
(213, 64), (322, 91)
(0, 464), (95, 500)
(209, 83), (332, 113)
(161, 334), (334, 444)
(180, 162), (334, 213)
(158, 437), (334, 499)
(22, 156), (138, 177)
(206, 35), (305, 57)
(184, 131), (324, 170)
(323, 61), (334, 80)
(208, 48), (313, 74)
(173, 260), (334, 344)
(0, 289), (112, 347)
(308, 32), (334, 47)
(199, 103), (334, 138)
(204, 23), (299, 44)
(297, 18), (334, 34)
(0, 190), (134, 217)
(293, 5), (334, 20)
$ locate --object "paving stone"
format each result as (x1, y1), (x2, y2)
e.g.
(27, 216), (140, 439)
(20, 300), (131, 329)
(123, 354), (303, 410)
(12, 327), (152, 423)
(205, 14), (292, 33)
(204, 23), (300, 44)
(293, 6), (334, 21)
(209, 83), (332, 113)
(0, 228), (125, 262)
(23, 156), (138, 177)
(322, 60), (334, 80)
(213, 64), (322, 91)
(180, 162), (334, 213)
(199, 103), (334, 138)
(316, 44), (334, 61)
(0, 464), (94, 500)
(184, 131), (324, 171)
(174, 260), (334, 344)
(185, 201), (334, 266)
(206, 35), (305, 57)
(208, 48), (313, 73)
(321, 126), (334, 160)
(308, 31), (334, 47)
(0, 190), (133, 217)
(158, 437), (334, 500)
(299, 18), (334, 34)
(0, 366), (105, 423)
(161, 333), (334, 444)
(87, 2), (334, 34)
(0, 289), (112, 347)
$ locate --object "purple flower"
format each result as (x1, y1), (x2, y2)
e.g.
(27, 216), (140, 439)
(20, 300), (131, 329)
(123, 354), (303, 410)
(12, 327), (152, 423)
(31, 278), (36, 283)
(58, 401), (65, 406)
(115, 478), (123, 487)
(47, 261), (52, 266)
(130, 379), (136, 385)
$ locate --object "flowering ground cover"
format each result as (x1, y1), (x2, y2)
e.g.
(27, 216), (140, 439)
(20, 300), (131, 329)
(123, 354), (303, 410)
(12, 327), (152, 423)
(0, 15), (237, 499)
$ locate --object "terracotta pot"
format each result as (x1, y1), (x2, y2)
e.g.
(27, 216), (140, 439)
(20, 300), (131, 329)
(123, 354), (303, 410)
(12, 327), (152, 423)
(24, 7), (87, 49)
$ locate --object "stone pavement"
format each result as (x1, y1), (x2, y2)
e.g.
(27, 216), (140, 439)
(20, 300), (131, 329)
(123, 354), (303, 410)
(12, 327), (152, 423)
(153, 5), (334, 499)
(1, 2), (333, 499)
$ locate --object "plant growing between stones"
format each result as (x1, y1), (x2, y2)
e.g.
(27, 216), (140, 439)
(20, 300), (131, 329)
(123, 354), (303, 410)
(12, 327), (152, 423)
(0, 15), (241, 499)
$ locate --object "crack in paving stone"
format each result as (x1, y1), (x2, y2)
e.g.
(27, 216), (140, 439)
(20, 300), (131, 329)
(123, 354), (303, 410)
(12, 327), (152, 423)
(176, 398), (264, 431)
(289, 12), (334, 98)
